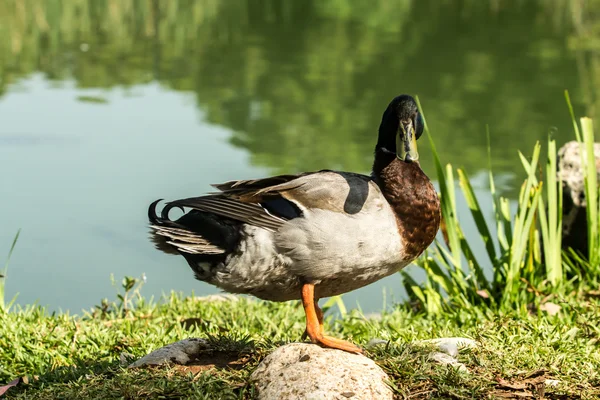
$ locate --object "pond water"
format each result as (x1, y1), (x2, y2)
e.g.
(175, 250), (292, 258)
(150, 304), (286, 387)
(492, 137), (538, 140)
(0, 1), (597, 314)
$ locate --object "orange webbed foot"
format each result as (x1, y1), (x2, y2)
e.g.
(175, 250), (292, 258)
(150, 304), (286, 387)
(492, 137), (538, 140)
(301, 284), (363, 354)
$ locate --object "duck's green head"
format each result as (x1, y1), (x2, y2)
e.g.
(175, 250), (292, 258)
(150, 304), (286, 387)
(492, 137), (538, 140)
(376, 94), (424, 162)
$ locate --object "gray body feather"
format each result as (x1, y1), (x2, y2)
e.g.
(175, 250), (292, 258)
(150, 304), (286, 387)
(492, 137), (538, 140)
(150, 171), (410, 301)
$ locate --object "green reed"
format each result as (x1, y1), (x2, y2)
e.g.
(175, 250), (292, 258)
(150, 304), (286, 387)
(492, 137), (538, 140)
(404, 95), (597, 313)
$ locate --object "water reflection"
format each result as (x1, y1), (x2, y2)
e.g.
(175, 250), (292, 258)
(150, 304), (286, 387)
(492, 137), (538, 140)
(0, 0), (598, 312)
(1, 1), (596, 176)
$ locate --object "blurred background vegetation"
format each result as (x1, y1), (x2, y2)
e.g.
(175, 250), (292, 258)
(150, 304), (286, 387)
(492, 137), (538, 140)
(3, 0), (600, 312)
(2, 0), (600, 179)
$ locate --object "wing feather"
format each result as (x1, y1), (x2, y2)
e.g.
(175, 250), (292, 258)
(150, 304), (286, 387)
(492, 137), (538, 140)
(161, 170), (375, 231)
(166, 196), (286, 231)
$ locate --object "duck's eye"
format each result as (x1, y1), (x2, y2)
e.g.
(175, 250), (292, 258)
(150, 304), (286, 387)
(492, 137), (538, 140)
(415, 112), (424, 140)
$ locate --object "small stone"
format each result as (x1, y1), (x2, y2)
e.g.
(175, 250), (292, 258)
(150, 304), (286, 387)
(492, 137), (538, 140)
(429, 351), (457, 364)
(366, 338), (388, 349)
(428, 352), (468, 373)
(416, 338), (477, 374)
(545, 379), (560, 387)
(251, 343), (393, 400)
(299, 354), (310, 362)
(128, 338), (210, 368)
(417, 337), (478, 357)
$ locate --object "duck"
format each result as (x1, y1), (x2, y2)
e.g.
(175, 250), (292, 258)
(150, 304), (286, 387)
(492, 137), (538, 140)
(148, 94), (441, 353)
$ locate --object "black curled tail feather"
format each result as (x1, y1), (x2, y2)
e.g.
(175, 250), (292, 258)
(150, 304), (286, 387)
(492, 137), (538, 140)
(148, 199), (185, 227)
(148, 199), (181, 255)
(148, 199), (163, 225)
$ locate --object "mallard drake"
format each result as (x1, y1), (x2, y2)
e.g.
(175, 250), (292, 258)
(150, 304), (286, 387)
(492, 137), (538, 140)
(148, 94), (441, 353)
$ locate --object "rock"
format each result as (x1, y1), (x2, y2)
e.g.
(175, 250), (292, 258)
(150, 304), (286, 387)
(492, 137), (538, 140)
(558, 141), (600, 256)
(128, 338), (210, 368)
(428, 352), (468, 373)
(250, 343), (393, 400)
(416, 337), (477, 373)
(428, 351), (456, 364)
(417, 337), (478, 358)
(545, 379), (560, 387)
(365, 338), (388, 349)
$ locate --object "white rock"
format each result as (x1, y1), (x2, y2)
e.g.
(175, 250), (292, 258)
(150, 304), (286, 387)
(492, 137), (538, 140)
(415, 337), (477, 373)
(128, 338), (209, 368)
(366, 338), (388, 349)
(251, 343), (393, 400)
(428, 351), (456, 364)
(417, 337), (478, 357)
(558, 141), (600, 254)
(558, 141), (600, 208)
(428, 352), (468, 373)
(545, 379), (560, 387)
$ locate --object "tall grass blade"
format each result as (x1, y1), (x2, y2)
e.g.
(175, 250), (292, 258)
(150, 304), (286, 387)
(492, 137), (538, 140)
(419, 250), (453, 294)
(486, 128), (511, 253)
(459, 237), (490, 292)
(458, 168), (496, 262)
(580, 118), (599, 266)
(565, 91), (582, 142)
(322, 295), (347, 317)
(443, 164), (462, 268)
(401, 270), (428, 306)
(1, 230), (21, 310)
(536, 136), (563, 284)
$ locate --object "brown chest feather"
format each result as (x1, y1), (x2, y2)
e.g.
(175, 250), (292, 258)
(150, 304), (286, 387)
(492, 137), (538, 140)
(373, 155), (441, 259)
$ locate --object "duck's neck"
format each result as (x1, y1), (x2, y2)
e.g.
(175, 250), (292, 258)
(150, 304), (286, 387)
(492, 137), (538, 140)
(372, 150), (441, 259)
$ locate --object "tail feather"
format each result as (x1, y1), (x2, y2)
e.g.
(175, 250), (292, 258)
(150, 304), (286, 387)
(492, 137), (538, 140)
(151, 224), (224, 255)
(148, 199), (239, 256)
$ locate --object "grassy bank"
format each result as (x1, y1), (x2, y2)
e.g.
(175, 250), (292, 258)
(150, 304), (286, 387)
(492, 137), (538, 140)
(1, 284), (599, 399)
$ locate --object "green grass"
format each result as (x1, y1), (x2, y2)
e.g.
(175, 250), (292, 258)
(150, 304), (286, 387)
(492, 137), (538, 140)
(1, 282), (599, 399)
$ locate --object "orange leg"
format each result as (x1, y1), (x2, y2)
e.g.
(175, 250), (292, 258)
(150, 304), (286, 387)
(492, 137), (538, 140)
(301, 298), (324, 340)
(314, 299), (324, 335)
(301, 283), (362, 354)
